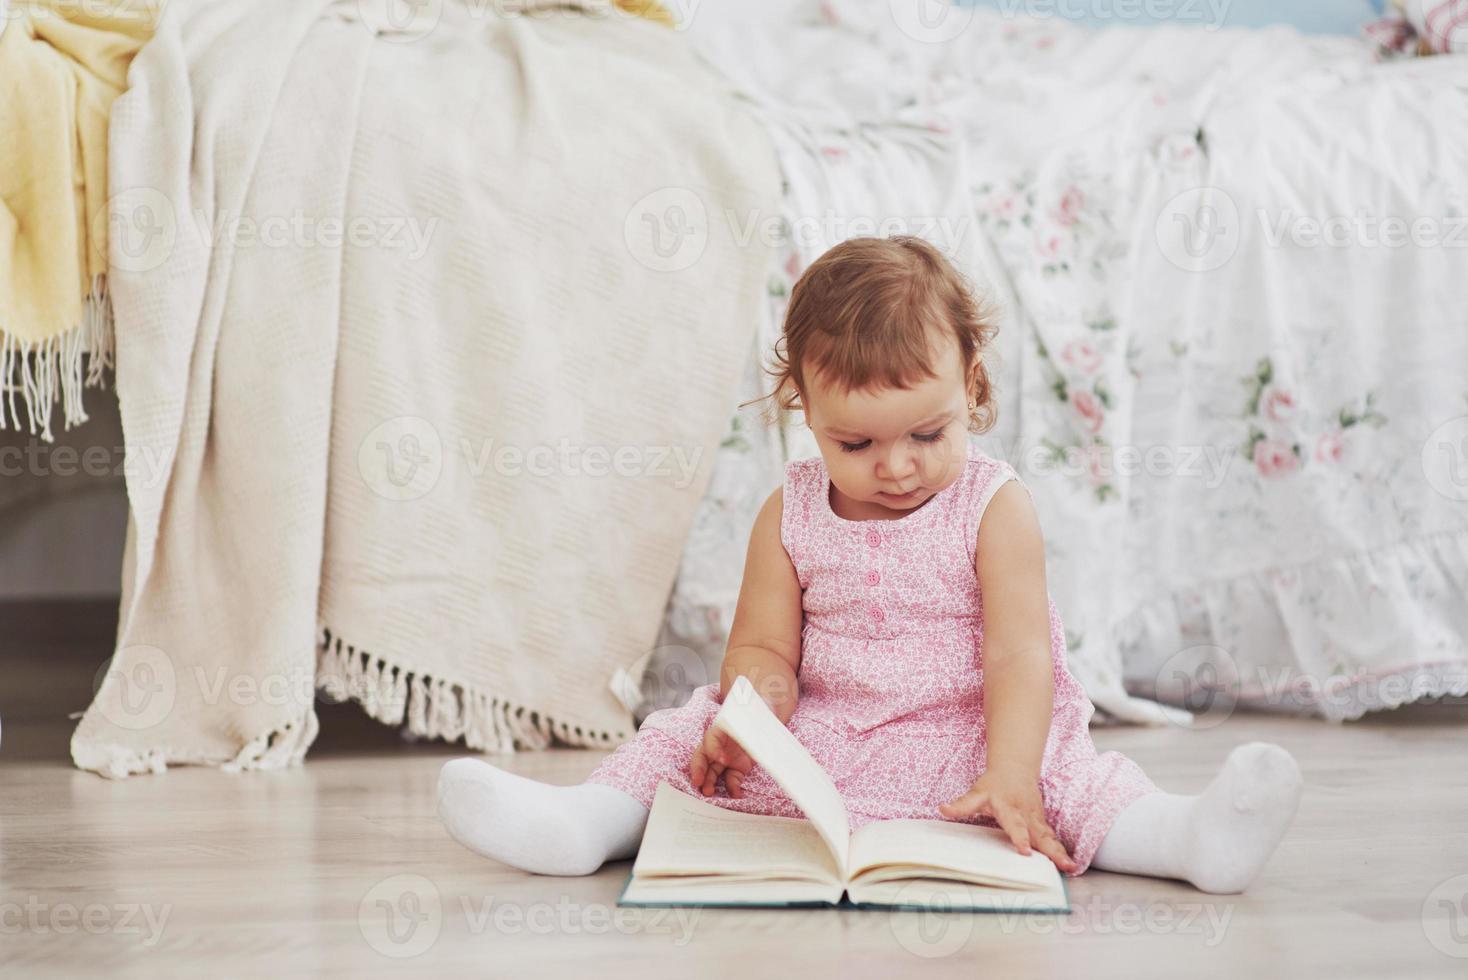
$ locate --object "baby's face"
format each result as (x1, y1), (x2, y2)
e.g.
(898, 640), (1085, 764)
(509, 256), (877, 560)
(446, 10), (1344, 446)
(802, 337), (973, 517)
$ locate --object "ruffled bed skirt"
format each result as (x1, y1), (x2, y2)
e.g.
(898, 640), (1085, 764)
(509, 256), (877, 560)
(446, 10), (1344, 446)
(1117, 528), (1468, 722)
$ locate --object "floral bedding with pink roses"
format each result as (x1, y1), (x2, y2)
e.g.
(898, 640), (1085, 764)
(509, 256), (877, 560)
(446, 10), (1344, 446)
(645, 0), (1468, 727)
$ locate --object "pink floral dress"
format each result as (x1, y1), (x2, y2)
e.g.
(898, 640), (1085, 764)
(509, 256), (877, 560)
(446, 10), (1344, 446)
(585, 445), (1161, 875)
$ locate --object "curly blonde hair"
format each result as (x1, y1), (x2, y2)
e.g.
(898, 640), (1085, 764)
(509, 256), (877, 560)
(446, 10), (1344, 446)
(741, 235), (1001, 434)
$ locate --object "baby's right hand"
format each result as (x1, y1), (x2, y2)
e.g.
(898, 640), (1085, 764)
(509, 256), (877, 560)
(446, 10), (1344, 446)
(689, 726), (755, 799)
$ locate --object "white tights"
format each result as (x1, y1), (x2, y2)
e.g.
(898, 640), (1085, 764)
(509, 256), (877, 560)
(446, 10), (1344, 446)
(436, 741), (1302, 894)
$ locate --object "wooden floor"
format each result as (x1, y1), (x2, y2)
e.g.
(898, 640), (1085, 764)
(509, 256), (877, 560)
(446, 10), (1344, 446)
(4, 606), (1467, 978)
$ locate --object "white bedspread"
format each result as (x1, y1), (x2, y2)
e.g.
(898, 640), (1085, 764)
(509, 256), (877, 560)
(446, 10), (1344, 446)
(662, 0), (1468, 723)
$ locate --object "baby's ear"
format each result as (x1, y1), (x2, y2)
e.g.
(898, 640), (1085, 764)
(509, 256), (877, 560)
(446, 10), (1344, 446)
(966, 359), (983, 395)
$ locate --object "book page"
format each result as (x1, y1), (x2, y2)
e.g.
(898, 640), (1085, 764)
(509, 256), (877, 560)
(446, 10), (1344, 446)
(709, 676), (851, 874)
(846, 876), (1068, 912)
(622, 874), (844, 908)
(847, 818), (1061, 891)
(631, 782), (842, 884)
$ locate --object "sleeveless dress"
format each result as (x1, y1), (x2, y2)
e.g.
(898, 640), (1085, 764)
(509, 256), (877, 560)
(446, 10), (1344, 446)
(585, 445), (1161, 875)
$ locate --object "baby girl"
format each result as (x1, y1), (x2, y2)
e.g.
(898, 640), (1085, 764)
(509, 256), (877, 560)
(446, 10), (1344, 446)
(436, 235), (1304, 893)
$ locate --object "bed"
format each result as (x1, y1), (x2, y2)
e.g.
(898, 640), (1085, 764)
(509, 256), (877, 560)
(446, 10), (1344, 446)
(656, 0), (1468, 727)
(55, 0), (1468, 776)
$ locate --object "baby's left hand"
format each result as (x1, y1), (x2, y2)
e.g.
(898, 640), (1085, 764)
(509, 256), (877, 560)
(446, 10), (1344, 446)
(938, 766), (1079, 873)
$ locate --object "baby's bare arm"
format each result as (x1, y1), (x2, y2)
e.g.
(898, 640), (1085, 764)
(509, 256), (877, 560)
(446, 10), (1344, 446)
(690, 488), (802, 796)
(940, 480), (1075, 867)
(718, 485), (804, 726)
(975, 481), (1055, 778)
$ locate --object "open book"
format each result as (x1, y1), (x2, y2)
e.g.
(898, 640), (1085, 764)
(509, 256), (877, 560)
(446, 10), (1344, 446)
(617, 676), (1071, 912)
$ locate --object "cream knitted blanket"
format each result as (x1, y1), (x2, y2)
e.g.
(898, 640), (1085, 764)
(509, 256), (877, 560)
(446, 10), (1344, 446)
(70, 0), (780, 777)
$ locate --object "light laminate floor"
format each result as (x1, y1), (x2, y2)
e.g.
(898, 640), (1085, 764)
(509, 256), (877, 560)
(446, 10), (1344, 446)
(3, 608), (1467, 978)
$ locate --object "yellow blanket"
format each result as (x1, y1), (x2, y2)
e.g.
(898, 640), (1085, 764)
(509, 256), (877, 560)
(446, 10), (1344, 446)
(0, 1), (157, 440)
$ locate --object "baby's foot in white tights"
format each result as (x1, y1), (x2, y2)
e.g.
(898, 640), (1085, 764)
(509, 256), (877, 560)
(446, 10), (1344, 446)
(1180, 742), (1303, 893)
(436, 758), (649, 876)
(1093, 742), (1304, 894)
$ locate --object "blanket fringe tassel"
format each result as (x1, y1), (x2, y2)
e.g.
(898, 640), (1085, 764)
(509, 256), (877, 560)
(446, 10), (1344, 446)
(316, 626), (624, 752)
(221, 710), (322, 774)
(0, 275), (116, 443)
(74, 704), (320, 780)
